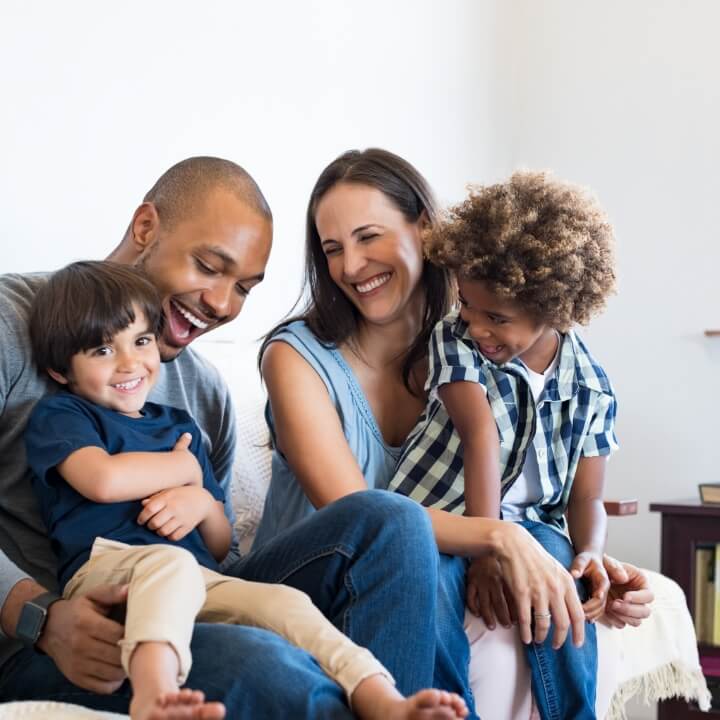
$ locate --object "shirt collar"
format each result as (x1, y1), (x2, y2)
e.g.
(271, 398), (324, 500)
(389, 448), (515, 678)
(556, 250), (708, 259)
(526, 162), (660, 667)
(451, 311), (610, 400)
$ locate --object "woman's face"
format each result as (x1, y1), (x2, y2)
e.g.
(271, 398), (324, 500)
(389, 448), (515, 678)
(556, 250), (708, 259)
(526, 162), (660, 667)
(314, 182), (425, 327)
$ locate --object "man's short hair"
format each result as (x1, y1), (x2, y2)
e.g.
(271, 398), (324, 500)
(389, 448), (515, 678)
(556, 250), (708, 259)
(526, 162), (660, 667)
(30, 261), (163, 376)
(143, 156), (273, 230)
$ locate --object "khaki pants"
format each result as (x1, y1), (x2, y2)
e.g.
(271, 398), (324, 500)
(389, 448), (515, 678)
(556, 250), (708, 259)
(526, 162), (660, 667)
(65, 538), (391, 699)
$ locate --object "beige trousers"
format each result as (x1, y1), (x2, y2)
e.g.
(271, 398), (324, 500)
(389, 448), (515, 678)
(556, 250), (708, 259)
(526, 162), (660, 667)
(64, 538), (392, 700)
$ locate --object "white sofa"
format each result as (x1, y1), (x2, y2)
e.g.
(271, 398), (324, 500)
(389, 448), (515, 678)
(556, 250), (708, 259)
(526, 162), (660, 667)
(0, 344), (711, 719)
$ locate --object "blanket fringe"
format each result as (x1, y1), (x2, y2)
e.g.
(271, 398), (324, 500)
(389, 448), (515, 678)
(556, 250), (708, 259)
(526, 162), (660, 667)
(605, 661), (712, 719)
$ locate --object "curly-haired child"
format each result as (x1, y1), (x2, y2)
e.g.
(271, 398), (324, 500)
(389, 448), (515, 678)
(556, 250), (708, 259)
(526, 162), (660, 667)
(389, 171), (618, 720)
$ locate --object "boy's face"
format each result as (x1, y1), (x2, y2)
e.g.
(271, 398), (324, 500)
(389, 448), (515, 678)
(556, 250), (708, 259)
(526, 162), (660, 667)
(457, 276), (557, 370)
(48, 307), (161, 418)
(133, 188), (272, 361)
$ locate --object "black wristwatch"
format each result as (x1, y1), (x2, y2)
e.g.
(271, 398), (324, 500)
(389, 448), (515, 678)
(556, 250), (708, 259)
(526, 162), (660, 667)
(15, 591), (61, 648)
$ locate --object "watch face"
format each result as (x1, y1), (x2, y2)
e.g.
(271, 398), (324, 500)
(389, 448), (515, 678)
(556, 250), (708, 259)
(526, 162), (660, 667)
(17, 602), (46, 645)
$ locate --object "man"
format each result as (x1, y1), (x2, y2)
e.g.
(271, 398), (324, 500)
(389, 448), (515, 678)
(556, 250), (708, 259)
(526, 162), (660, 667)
(0, 157), (445, 717)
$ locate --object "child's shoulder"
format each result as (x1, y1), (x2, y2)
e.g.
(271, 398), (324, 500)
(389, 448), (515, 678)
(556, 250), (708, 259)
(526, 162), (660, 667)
(565, 330), (614, 395)
(31, 390), (90, 416)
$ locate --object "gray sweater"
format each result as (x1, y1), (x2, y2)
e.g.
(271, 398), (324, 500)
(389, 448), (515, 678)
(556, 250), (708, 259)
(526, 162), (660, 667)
(0, 273), (238, 671)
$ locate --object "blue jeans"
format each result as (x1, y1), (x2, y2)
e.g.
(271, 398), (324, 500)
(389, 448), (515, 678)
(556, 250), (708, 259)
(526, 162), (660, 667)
(0, 624), (351, 717)
(519, 520), (598, 720)
(229, 490), (478, 718)
(0, 491), (474, 718)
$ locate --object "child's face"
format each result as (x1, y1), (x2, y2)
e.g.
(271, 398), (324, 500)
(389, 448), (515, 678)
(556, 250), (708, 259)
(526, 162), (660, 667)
(49, 307), (161, 418)
(457, 277), (557, 369)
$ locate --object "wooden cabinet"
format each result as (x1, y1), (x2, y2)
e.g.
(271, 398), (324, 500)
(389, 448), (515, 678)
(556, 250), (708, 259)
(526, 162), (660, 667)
(650, 500), (720, 718)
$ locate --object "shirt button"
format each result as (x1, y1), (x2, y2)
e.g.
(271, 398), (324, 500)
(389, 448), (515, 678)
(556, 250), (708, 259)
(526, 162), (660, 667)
(537, 448), (547, 460)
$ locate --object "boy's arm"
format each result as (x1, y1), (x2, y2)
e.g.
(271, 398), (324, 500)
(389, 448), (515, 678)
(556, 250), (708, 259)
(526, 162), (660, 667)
(438, 381), (500, 517)
(567, 454), (608, 557)
(567, 455), (610, 620)
(57, 432), (203, 503)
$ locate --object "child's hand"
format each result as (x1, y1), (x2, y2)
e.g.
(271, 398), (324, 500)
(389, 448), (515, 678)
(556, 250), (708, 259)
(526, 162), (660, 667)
(137, 486), (213, 540)
(172, 432), (203, 486)
(466, 555), (515, 630)
(570, 551), (610, 623)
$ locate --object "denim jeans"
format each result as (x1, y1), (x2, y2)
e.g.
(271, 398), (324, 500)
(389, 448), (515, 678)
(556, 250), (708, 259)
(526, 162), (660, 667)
(229, 490), (478, 718)
(0, 624), (351, 717)
(519, 520), (598, 720)
(0, 490), (475, 718)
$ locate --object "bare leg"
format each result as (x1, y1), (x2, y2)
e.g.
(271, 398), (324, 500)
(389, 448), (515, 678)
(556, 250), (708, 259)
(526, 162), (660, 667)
(351, 674), (468, 720)
(128, 642), (226, 720)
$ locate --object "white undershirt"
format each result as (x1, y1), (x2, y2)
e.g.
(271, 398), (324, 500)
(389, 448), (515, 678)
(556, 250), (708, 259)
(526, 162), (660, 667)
(500, 337), (561, 521)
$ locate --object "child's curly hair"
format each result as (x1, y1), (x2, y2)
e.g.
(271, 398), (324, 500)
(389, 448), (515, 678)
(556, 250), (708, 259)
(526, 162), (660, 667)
(426, 171), (616, 330)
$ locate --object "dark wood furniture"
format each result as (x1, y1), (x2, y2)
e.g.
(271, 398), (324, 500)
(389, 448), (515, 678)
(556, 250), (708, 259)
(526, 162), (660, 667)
(650, 499), (720, 718)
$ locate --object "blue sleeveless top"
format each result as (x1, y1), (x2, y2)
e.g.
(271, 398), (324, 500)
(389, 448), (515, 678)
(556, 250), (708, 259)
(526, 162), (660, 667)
(252, 321), (403, 549)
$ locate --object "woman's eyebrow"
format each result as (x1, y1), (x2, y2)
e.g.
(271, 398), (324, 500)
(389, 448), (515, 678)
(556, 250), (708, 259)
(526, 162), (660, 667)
(351, 224), (379, 236)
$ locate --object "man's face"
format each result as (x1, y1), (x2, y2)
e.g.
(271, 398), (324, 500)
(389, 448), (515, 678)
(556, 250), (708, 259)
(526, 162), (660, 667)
(135, 189), (272, 361)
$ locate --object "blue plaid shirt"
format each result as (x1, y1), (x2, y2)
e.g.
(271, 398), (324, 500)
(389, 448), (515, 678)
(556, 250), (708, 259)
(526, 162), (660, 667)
(389, 310), (618, 532)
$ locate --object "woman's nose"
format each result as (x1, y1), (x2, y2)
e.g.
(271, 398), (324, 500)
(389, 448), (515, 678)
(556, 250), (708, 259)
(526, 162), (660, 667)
(342, 245), (368, 279)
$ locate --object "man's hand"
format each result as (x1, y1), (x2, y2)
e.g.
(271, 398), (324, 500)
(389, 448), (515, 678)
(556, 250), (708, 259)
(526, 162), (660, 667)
(137, 486), (213, 541)
(38, 584), (128, 694)
(490, 523), (586, 649)
(570, 551), (610, 623)
(602, 555), (653, 628)
(466, 555), (515, 630)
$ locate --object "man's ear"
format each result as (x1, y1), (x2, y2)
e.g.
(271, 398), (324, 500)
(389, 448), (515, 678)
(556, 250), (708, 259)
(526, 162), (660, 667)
(129, 202), (161, 254)
(47, 368), (69, 385)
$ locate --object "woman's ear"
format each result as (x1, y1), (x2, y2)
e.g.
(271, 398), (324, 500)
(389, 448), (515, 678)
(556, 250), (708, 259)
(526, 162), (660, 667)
(129, 202), (161, 254)
(47, 368), (69, 386)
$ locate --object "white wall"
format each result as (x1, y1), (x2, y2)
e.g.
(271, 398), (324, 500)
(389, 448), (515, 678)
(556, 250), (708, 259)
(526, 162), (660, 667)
(0, 0), (495, 348)
(3, 1), (718, 578)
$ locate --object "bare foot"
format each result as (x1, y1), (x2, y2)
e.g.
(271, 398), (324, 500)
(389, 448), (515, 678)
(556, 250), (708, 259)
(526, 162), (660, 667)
(130, 688), (226, 720)
(388, 689), (468, 720)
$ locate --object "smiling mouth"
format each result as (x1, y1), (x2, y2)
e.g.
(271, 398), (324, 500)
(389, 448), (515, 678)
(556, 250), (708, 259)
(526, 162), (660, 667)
(165, 300), (211, 346)
(111, 377), (145, 393)
(479, 344), (504, 356)
(354, 272), (392, 295)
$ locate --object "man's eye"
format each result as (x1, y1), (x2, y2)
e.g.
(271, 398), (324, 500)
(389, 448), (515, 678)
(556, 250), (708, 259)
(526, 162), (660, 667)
(235, 284), (250, 297)
(458, 296), (468, 307)
(489, 315), (508, 325)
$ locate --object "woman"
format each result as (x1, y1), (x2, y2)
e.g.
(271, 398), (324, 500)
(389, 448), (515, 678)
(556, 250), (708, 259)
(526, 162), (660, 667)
(254, 148), (652, 718)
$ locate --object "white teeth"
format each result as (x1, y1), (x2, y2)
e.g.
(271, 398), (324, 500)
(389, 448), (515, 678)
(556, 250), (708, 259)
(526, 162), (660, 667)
(172, 300), (209, 329)
(113, 378), (143, 391)
(355, 273), (391, 294)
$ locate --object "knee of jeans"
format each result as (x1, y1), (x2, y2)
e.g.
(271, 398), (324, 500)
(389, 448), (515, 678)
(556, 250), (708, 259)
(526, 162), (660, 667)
(351, 490), (432, 539)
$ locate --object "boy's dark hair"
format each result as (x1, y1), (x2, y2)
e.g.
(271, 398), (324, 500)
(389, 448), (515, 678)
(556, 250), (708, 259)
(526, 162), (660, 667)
(30, 261), (163, 376)
(426, 171), (616, 330)
(260, 147), (453, 395)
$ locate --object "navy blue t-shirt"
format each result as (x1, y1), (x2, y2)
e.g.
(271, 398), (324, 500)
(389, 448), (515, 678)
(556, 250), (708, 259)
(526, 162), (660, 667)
(25, 392), (225, 589)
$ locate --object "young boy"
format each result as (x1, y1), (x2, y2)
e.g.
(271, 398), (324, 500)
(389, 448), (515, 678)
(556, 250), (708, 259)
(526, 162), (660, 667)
(25, 261), (468, 720)
(390, 171), (618, 720)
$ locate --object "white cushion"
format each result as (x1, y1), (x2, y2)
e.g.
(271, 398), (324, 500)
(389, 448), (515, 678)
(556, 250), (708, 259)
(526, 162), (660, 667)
(0, 702), (126, 719)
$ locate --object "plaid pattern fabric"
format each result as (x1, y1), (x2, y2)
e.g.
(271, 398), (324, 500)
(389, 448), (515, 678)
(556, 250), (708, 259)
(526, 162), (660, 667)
(389, 310), (618, 531)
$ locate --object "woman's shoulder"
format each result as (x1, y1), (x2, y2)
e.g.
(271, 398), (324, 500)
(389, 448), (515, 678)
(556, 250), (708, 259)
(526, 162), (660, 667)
(264, 320), (337, 366)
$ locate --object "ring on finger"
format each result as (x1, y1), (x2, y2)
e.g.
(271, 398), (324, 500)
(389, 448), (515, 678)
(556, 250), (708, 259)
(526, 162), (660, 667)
(532, 611), (552, 620)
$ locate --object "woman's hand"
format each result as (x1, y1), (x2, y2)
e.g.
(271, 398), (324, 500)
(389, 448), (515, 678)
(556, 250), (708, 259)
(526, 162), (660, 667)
(137, 486), (213, 541)
(602, 555), (653, 628)
(489, 522), (586, 649)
